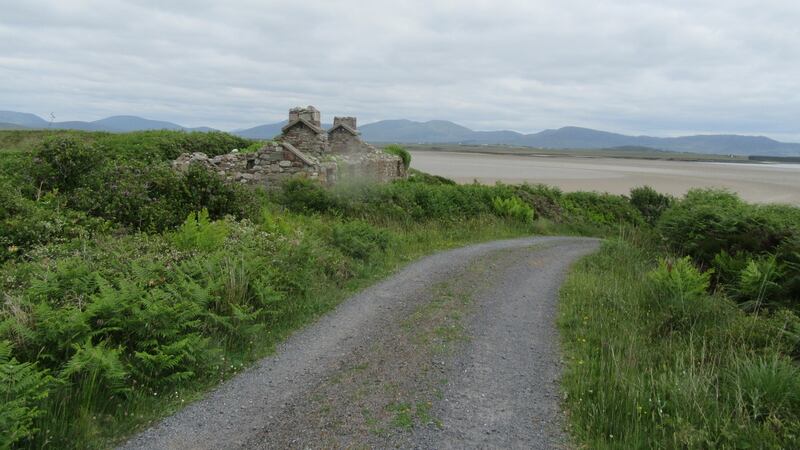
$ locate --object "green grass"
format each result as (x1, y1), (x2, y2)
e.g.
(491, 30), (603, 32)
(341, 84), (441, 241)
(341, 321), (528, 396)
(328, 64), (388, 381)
(559, 239), (800, 449)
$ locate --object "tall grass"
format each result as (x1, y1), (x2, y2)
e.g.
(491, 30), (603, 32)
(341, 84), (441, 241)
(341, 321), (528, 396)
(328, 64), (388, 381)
(559, 240), (800, 449)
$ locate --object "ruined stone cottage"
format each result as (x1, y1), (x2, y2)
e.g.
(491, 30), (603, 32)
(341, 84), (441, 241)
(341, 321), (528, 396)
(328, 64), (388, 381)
(172, 106), (407, 188)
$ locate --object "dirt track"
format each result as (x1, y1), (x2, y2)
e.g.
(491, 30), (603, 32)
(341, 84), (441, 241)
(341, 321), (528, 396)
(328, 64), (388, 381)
(120, 237), (599, 449)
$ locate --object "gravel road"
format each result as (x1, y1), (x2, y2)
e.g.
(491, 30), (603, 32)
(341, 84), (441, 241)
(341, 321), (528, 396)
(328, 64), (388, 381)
(120, 236), (599, 450)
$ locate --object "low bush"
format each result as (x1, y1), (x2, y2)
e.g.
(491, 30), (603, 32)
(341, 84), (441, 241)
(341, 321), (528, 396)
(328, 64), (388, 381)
(658, 189), (800, 313)
(657, 189), (790, 267)
(31, 140), (258, 231)
(383, 144), (411, 170)
(735, 256), (782, 312)
(513, 183), (564, 221)
(492, 195), (534, 224)
(278, 178), (339, 214)
(32, 136), (105, 192)
(630, 185), (672, 225)
(649, 256), (711, 304)
(647, 256), (718, 334)
(330, 220), (390, 260)
(562, 191), (644, 228)
(0, 184), (107, 261)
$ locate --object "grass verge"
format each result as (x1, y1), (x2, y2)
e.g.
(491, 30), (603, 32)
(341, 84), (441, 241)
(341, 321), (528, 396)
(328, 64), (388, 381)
(5, 214), (532, 449)
(558, 240), (800, 449)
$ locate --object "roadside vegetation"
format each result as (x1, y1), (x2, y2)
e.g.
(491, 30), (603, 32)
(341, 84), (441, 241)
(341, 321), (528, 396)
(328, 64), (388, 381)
(0, 130), (642, 449)
(3, 129), (798, 449)
(559, 188), (800, 449)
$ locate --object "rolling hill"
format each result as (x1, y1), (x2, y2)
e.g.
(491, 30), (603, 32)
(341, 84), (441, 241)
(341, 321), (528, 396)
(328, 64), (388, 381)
(0, 111), (215, 133)
(4, 110), (800, 156)
(355, 121), (800, 156)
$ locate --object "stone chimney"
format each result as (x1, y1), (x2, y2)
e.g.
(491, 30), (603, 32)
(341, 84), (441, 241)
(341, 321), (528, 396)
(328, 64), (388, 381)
(333, 116), (357, 130)
(289, 106), (321, 127)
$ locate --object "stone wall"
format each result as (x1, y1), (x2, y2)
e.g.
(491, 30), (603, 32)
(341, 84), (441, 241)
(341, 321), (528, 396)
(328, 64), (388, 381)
(328, 127), (361, 154)
(333, 116), (356, 129)
(281, 124), (328, 158)
(172, 142), (330, 189)
(333, 142), (408, 183)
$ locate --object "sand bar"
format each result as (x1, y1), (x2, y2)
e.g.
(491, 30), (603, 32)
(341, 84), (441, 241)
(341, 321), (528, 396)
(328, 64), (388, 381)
(409, 151), (800, 205)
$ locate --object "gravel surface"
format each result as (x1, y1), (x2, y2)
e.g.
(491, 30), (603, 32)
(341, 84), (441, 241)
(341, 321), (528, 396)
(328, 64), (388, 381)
(119, 236), (599, 450)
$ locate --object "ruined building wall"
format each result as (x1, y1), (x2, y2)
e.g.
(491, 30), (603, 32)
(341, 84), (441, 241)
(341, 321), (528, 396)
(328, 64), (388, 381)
(172, 142), (330, 189)
(173, 106), (407, 190)
(289, 106), (321, 126)
(281, 125), (328, 158)
(328, 127), (361, 154)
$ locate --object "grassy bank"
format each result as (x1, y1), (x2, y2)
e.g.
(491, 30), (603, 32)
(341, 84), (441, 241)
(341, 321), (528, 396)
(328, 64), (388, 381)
(559, 238), (800, 448)
(0, 130), (644, 448)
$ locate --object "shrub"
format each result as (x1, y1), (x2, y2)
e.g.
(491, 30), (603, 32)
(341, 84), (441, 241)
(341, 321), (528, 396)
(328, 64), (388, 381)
(32, 136), (105, 192)
(0, 186), (106, 261)
(562, 191), (644, 228)
(180, 164), (259, 221)
(657, 189), (789, 267)
(712, 250), (753, 288)
(330, 220), (390, 260)
(383, 144), (411, 170)
(492, 195), (534, 224)
(278, 178), (338, 214)
(630, 185), (672, 225)
(65, 161), (255, 232)
(514, 184), (564, 221)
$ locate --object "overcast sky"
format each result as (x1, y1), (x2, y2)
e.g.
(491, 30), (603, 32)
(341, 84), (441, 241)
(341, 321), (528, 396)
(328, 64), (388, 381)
(1, 0), (799, 139)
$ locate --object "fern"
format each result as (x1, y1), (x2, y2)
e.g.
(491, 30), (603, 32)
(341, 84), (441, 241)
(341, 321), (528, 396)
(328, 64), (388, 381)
(492, 196), (534, 224)
(0, 341), (52, 448)
(171, 209), (229, 251)
(60, 337), (129, 402)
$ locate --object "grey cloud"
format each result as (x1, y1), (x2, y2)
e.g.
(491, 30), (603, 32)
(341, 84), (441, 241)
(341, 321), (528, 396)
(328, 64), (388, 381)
(1, 0), (799, 139)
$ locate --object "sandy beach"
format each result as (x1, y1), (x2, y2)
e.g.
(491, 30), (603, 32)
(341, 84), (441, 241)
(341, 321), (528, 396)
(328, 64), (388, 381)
(409, 151), (800, 205)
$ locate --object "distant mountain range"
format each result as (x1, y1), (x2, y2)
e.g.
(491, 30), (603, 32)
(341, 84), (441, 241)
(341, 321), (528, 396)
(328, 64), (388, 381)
(3, 110), (800, 156)
(235, 119), (800, 156)
(0, 111), (214, 133)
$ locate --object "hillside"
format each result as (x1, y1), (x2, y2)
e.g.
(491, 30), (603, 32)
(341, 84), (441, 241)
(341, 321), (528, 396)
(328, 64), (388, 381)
(4, 110), (800, 156)
(0, 111), (212, 133)
(358, 122), (800, 156)
(238, 118), (800, 156)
